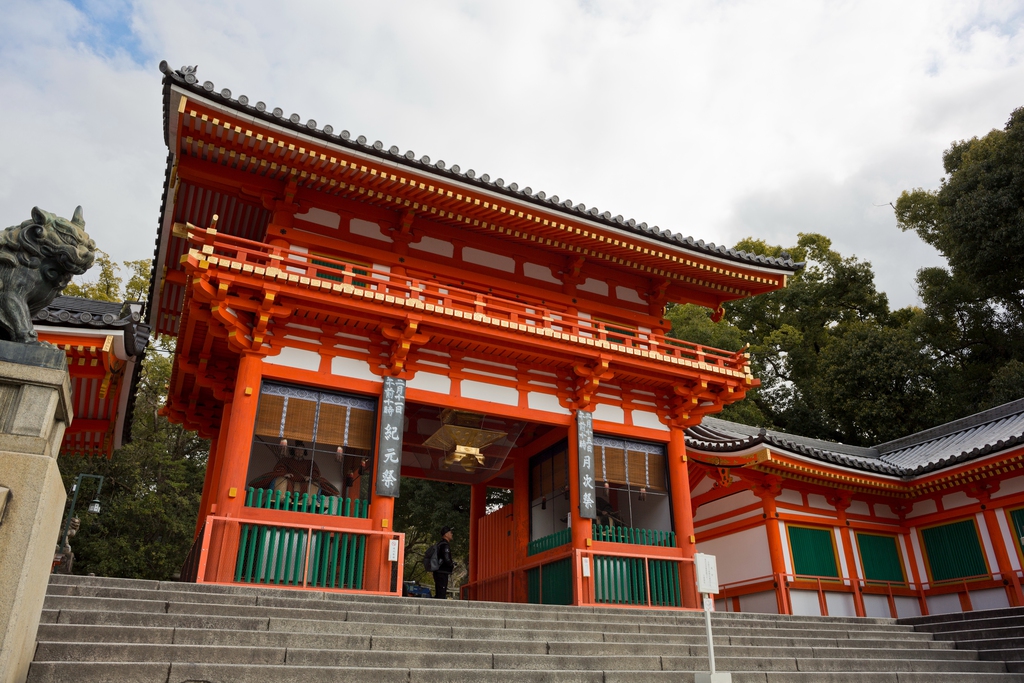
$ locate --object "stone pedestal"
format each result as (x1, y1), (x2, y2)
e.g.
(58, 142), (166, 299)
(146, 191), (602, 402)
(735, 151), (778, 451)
(0, 343), (72, 683)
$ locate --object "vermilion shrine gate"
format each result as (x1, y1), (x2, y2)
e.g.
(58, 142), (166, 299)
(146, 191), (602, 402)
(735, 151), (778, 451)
(149, 62), (791, 608)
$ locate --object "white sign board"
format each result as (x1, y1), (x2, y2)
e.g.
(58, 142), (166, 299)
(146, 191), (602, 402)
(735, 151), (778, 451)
(695, 552), (719, 595)
(581, 557), (591, 577)
(388, 539), (400, 562)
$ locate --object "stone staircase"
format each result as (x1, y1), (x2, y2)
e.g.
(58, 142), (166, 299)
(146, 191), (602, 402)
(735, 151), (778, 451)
(900, 607), (1024, 673)
(28, 574), (1024, 682)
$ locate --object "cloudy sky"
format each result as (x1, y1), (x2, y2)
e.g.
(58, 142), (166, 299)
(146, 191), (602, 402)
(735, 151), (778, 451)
(1, 0), (1022, 309)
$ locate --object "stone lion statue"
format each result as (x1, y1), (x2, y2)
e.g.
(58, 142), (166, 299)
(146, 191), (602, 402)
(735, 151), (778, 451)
(0, 207), (96, 343)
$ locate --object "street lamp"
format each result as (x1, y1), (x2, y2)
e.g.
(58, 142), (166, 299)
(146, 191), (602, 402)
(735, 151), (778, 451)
(58, 474), (104, 555)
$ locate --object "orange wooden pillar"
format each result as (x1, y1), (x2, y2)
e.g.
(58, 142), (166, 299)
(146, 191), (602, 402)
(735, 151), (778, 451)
(754, 477), (790, 614)
(831, 495), (866, 617)
(980, 504), (1024, 606)
(205, 352), (263, 581)
(512, 453), (531, 602)
(469, 482), (487, 584)
(668, 424), (698, 608)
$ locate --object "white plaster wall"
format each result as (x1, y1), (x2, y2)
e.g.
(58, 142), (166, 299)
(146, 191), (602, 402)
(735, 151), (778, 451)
(696, 526), (772, 585)
(776, 489), (802, 507)
(780, 521), (793, 574)
(295, 207), (341, 229)
(632, 409), (668, 432)
(523, 262), (560, 284)
(694, 490), (760, 523)
(265, 347), (320, 372)
(461, 380), (519, 407)
(350, 218), (391, 242)
(848, 501), (870, 517)
(807, 494), (832, 511)
(615, 285), (645, 305)
(463, 247), (515, 273)
(331, 355), (381, 384)
(909, 530), (928, 586)
(790, 590), (823, 616)
(834, 527), (849, 579)
(926, 593), (963, 615)
(410, 236), (454, 257)
(873, 504), (899, 519)
(894, 596), (922, 618)
(977, 512), (1000, 575)
(942, 491), (973, 509)
(994, 475), (1024, 499)
(970, 587), (1010, 611)
(578, 278), (608, 296)
(996, 510), (1022, 571)
(907, 500), (939, 518)
(825, 592), (857, 617)
(691, 477), (716, 497)
(406, 371), (451, 395)
(739, 591), (780, 615)
(592, 403), (624, 424)
(527, 392), (570, 415)
(862, 594), (892, 618)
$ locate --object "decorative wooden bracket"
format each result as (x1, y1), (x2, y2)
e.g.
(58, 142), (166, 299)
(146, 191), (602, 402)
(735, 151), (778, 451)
(556, 357), (613, 411)
(380, 316), (430, 376)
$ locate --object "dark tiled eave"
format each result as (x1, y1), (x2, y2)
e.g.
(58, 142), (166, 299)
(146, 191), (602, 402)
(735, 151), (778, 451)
(157, 62), (803, 274)
(686, 402), (1024, 479)
(34, 295), (152, 449)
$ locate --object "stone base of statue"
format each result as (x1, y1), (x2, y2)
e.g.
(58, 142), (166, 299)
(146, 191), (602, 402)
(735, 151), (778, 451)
(0, 342), (72, 683)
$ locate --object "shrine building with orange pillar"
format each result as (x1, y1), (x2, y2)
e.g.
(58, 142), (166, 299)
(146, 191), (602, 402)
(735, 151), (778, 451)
(149, 62), (1024, 615)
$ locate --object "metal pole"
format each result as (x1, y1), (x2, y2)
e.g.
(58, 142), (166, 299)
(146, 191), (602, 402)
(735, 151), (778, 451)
(59, 474), (84, 553)
(704, 592), (716, 675)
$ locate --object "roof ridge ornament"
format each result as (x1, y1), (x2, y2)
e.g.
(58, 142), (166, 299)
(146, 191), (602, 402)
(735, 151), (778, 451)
(178, 65), (198, 84)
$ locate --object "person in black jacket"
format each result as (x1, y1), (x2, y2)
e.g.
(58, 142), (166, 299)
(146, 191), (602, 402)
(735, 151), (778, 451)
(433, 526), (455, 599)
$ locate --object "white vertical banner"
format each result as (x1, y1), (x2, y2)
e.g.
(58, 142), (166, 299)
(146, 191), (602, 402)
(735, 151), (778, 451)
(577, 411), (597, 520)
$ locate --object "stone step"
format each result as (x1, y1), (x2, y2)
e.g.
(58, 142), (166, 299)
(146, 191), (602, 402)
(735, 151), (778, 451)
(46, 575), (899, 626)
(26, 661), (1024, 683)
(30, 627), (980, 662)
(900, 607), (1024, 626)
(915, 615), (1024, 634)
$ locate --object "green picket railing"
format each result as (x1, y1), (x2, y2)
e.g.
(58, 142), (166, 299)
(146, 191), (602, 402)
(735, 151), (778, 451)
(527, 557), (573, 605)
(233, 522), (367, 589)
(527, 527), (572, 556)
(244, 487), (369, 518)
(593, 555), (681, 607)
(591, 524), (676, 547)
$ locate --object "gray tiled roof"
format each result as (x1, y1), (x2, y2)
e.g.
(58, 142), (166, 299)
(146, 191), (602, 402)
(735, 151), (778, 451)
(157, 62), (803, 274)
(686, 397), (1024, 478)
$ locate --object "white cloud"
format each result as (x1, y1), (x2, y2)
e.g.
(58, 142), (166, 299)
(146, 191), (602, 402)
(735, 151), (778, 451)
(1, 0), (1022, 308)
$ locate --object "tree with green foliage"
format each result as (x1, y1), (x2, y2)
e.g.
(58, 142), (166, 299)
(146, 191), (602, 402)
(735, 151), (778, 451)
(895, 106), (1024, 414)
(701, 234), (939, 445)
(57, 259), (209, 580)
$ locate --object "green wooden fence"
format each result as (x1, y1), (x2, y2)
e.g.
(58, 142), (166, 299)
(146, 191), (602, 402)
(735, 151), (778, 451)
(234, 522), (367, 589)
(244, 487), (369, 518)
(593, 555), (681, 607)
(527, 557), (573, 605)
(592, 524), (676, 547)
(528, 528), (572, 556)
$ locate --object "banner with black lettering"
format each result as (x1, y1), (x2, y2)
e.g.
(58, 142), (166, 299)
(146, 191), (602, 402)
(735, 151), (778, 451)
(577, 410), (597, 519)
(375, 376), (406, 497)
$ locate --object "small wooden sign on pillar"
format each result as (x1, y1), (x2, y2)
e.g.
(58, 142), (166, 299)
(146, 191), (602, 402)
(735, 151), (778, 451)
(375, 376), (406, 497)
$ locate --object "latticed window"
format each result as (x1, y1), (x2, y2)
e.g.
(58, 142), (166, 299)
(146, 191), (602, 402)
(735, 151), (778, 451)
(856, 533), (905, 584)
(788, 525), (839, 578)
(920, 519), (989, 582)
(245, 382), (376, 505)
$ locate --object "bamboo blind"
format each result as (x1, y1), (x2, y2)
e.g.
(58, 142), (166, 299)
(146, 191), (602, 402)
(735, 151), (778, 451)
(282, 398), (317, 442)
(346, 408), (375, 451)
(316, 403), (348, 447)
(254, 395), (285, 438)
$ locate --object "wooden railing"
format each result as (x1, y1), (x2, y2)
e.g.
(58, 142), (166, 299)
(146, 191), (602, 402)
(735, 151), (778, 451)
(195, 515), (404, 597)
(527, 528), (572, 556)
(244, 487), (369, 518)
(592, 524), (676, 547)
(184, 227), (751, 375)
